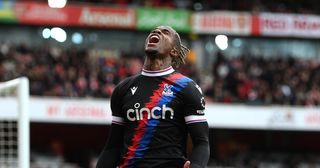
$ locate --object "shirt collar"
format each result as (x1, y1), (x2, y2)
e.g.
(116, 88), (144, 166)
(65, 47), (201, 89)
(141, 66), (175, 77)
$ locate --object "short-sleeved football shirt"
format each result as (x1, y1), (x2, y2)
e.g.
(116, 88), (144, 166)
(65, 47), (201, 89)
(111, 66), (206, 168)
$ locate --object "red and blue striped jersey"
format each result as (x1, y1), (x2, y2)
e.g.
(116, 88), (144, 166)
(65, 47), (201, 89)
(110, 66), (207, 168)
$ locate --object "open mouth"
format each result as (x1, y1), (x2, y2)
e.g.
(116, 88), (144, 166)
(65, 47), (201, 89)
(148, 35), (160, 44)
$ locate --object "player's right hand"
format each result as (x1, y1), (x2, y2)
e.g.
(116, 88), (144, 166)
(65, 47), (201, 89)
(183, 161), (190, 168)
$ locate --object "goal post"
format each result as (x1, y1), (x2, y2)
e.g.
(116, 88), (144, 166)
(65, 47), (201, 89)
(0, 77), (30, 168)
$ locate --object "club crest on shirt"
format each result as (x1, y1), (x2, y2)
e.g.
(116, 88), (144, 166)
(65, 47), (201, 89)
(162, 84), (174, 96)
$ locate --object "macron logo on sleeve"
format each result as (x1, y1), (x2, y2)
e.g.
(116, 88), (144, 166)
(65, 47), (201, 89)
(131, 86), (138, 95)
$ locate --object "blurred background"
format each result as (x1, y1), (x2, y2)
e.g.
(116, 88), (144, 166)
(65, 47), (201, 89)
(0, 0), (320, 167)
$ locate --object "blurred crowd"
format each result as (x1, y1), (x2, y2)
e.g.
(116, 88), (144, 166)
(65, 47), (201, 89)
(0, 42), (319, 106)
(207, 52), (320, 106)
(0, 42), (143, 98)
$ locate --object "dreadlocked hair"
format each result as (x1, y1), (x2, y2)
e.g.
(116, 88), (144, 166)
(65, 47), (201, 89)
(172, 32), (190, 68)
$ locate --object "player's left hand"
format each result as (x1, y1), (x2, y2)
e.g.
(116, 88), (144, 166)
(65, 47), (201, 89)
(183, 161), (190, 168)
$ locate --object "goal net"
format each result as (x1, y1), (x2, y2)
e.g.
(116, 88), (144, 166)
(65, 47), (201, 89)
(0, 77), (30, 168)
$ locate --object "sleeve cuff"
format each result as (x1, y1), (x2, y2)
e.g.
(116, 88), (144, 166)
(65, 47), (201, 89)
(185, 115), (207, 124)
(112, 116), (125, 125)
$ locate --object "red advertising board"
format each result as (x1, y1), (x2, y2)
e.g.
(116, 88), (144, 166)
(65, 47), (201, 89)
(10, 2), (320, 38)
(14, 1), (135, 29)
(257, 13), (320, 38)
(192, 11), (252, 35)
(192, 11), (320, 38)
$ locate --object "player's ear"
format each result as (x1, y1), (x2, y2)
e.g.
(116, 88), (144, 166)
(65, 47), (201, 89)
(170, 48), (178, 58)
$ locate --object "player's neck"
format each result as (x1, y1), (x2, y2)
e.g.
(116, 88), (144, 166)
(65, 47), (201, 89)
(143, 57), (172, 71)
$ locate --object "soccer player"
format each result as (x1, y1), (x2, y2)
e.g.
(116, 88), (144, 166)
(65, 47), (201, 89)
(96, 25), (209, 168)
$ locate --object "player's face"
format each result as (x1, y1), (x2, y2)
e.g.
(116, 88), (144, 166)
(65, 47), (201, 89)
(145, 26), (176, 57)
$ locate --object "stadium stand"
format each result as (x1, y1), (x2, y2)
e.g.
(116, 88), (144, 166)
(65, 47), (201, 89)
(1, 42), (319, 106)
(1, 0), (320, 167)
